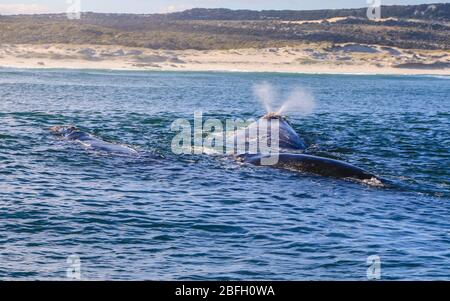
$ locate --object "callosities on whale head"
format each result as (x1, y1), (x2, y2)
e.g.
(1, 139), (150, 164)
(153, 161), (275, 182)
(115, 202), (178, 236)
(49, 125), (78, 137)
(259, 112), (307, 150)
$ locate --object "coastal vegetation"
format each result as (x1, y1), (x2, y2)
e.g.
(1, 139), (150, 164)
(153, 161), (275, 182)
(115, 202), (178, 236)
(0, 4), (449, 50)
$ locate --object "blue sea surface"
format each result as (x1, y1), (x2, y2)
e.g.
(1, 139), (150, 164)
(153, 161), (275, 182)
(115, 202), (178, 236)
(0, 69), (449, 280)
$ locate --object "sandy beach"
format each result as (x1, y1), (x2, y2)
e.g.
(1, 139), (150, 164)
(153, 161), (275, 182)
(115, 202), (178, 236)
(0, 43), (449, 75)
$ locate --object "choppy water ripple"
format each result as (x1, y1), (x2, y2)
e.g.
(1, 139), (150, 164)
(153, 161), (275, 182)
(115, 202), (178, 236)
(0, 69), (449, 280)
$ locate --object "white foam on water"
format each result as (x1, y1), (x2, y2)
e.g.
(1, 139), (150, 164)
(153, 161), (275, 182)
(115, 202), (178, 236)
(361, 177), (385, 187)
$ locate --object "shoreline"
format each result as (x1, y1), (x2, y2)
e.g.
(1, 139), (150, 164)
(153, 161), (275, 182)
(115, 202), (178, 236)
(1, 43), (449, 76)
(1, 65), (449, 77)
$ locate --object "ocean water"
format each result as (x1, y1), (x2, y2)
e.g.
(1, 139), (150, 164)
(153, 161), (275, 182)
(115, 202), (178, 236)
(0, 69), (449, 280)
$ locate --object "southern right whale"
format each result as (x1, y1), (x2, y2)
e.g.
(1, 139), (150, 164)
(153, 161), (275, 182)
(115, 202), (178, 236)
(235, 113), (381, 183)
(50, 125), (138, 156)
(232, 112), (307, 152)
(239, 153), (378, 181)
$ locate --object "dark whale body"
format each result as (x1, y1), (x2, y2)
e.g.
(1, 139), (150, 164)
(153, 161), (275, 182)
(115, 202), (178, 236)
(232, 113), (306, 153)
(50, 126), (138, 156)
(268, 116), (307, 150)
(235, 113), (381, 182)
(240, 153), (377, 180)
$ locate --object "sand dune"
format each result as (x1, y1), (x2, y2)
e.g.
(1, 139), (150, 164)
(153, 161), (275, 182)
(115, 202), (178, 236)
(0, 43), (449, 75)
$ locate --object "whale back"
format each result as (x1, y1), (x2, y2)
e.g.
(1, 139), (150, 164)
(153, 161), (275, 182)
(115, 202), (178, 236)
(275, 117), (307, 150)
(49, 125), (138, 155)
(230, 114), (307, 155)
(241, 153), (379, 181)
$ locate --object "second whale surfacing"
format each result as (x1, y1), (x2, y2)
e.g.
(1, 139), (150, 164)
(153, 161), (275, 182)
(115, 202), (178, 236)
(49, 125), (139, 156)
(235, 113), (382, 184)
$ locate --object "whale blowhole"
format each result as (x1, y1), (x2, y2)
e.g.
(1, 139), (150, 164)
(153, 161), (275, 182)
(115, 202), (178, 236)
(262, 112), (285, 120)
